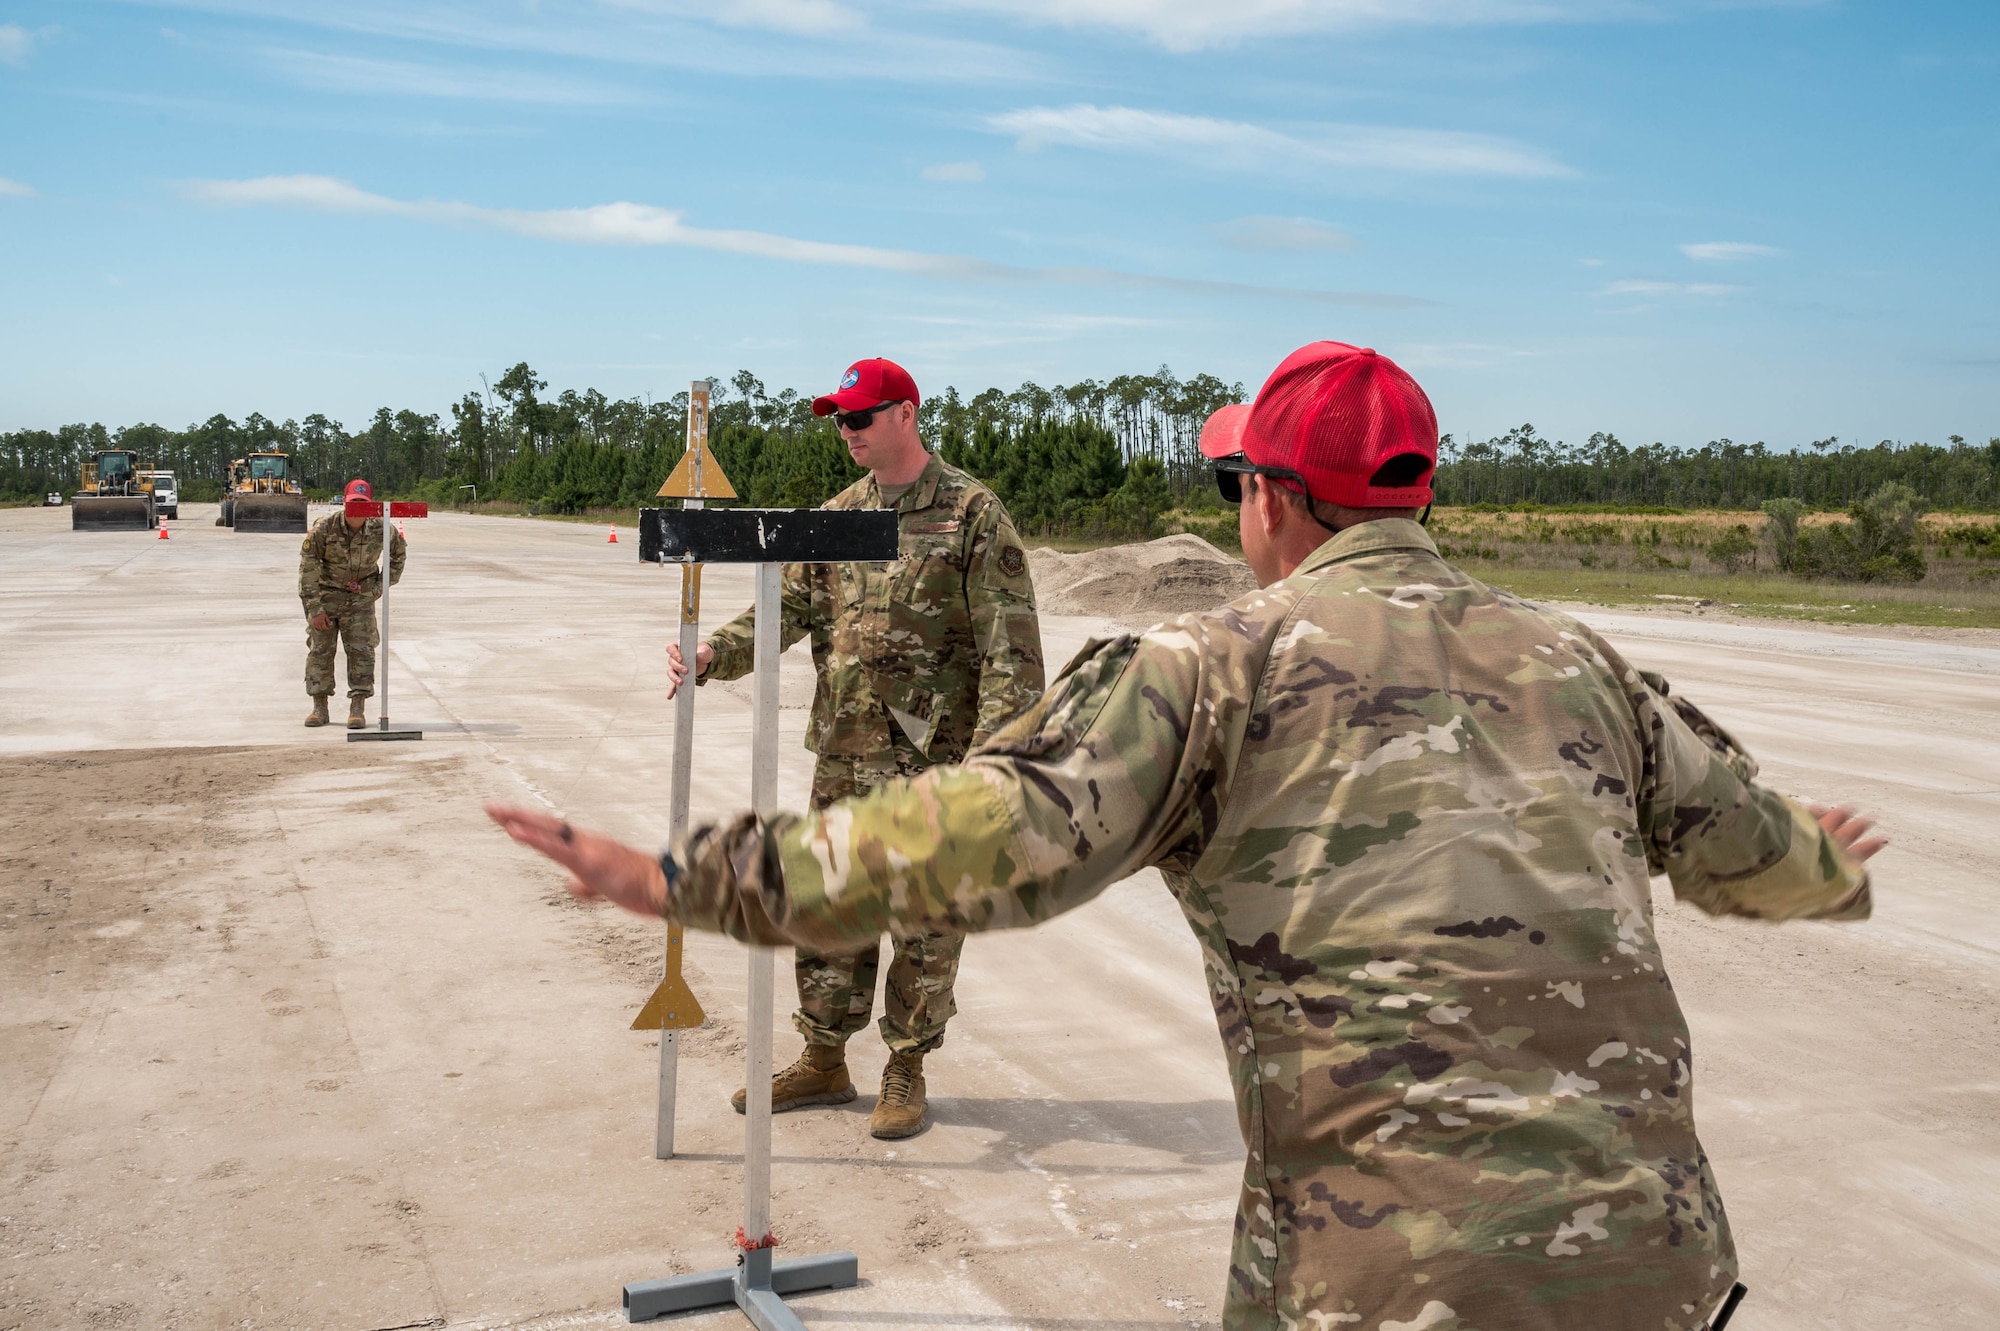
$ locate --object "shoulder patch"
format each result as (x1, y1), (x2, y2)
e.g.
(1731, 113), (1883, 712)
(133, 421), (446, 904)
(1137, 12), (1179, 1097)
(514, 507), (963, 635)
(998, 544), (1026, 578)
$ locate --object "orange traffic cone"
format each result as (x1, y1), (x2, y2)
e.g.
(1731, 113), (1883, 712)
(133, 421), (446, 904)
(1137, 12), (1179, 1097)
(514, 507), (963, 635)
(158, 525), (169, 540)
(607, 525), (619, 544)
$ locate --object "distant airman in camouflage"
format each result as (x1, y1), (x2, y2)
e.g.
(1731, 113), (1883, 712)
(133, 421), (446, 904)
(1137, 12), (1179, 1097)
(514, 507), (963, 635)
(663, 356), (1044, 1138)
(299, 478), (405, 731)
(498, 343), (1884, 1331)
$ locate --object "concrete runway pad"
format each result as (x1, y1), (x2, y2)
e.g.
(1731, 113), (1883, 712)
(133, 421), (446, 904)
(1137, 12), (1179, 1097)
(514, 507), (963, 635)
(2, 502), (1996, 1329)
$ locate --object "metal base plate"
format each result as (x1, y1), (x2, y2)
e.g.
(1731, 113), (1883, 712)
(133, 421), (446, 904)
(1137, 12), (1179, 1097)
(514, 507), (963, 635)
(624, 1250), (857, 1325)
(347, 727), (423, 742)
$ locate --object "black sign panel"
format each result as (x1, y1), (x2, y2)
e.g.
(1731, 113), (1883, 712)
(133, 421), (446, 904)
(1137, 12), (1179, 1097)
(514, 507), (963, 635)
(640, 507), (900, 565)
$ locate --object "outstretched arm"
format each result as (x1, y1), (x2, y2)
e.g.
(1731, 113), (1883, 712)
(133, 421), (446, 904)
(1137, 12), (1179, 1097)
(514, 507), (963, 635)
(493, 622), (1239, 949)
(1634, 674), (1885, 920)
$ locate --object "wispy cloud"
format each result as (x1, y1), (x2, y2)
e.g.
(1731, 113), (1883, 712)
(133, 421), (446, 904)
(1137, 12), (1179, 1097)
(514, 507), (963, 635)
(1599, 279), (1742, 296)
(183, 174), (1433, 307)
(0, 22), (37, 65)
(119, 1), (1035, 85)
(1679, 240), (1785, 262)
(0, 176), (37, 197)
(921, 161), (987, 182)
(988, 104), (1575, 179)
(942, 0), (1591, 52)
(690, 0), (863, 37)
(263, 47), (649, 105)
(1213, 215), (1356, 252)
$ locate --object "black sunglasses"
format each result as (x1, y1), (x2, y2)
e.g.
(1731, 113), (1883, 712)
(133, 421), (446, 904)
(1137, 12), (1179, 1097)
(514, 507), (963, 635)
(1212, 454), (1310, 505)
(834, 400), (905, 432)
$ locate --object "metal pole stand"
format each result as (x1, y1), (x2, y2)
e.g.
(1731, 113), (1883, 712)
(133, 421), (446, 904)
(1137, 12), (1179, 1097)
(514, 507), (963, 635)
(349, 498), (426, 743)
(623, 469), (897, 1327)
(621, 561), (858, 1326)
(623, 1246), (859, 1326)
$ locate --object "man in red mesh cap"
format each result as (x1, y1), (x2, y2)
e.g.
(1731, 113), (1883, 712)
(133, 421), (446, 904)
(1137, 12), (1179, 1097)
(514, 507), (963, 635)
(299, 478), (405, 730)
(494, 341), (1883, 1331)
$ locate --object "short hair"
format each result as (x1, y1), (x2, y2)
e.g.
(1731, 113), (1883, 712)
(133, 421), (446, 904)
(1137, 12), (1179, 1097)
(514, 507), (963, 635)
(1369, 452), (1432, 488)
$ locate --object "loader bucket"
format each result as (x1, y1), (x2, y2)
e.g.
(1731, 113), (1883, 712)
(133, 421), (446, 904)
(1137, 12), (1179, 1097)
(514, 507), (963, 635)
(232, 493), (309, 534)
(72, 496), (156, 531)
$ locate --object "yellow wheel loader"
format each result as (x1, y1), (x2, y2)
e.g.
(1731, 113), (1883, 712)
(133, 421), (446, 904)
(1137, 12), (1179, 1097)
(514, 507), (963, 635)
(71, 450), (157, 531)
(220, 451), (309, 533)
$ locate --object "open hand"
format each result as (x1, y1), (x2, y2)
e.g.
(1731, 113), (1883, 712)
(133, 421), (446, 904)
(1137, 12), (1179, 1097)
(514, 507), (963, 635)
(1810, 804), (1888, 863)
(309, 612), (331, 631)
(485, 804), (668, 918)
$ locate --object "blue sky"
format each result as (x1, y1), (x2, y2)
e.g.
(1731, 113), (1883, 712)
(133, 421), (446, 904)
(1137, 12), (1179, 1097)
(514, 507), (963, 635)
(2, 1), (1995, 449)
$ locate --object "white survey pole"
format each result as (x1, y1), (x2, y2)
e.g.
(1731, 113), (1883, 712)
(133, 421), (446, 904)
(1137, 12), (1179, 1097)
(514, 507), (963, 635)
(351, 499), (425, 743)
(379, 520), (393, 724)
(743, 559), (782, 1247)
(652, 379), (724, 1160)
(656, 545), (699, 1162)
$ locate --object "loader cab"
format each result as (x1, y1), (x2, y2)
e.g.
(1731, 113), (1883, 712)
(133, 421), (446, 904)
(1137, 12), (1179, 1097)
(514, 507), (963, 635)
(94, 451), (139, 491)
(247, 454), (293, 489)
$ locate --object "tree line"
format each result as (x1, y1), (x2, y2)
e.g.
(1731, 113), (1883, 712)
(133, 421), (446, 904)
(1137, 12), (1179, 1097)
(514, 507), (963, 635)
(1438, 425), (2000, 511)
(6, 366), (1997, 536)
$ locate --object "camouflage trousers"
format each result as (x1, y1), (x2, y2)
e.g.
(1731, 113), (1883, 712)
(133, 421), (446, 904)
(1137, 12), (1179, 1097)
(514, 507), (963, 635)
(305, 594), (380, 699)
(794, 742), (965, 1056)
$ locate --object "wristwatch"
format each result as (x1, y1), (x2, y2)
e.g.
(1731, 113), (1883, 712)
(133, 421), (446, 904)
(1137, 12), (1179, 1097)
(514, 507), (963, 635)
(657, 849), (682, 907)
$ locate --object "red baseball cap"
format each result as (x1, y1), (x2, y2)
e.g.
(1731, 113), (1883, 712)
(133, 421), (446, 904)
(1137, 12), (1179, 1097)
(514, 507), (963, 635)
(1199, 342), (1437, 508)
(812, 357), (921, 416)
(343, 479), (372, 502)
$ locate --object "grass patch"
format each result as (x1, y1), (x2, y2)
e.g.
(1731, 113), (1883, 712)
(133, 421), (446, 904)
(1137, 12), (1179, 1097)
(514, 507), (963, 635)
(1463, 565), (2000, 629)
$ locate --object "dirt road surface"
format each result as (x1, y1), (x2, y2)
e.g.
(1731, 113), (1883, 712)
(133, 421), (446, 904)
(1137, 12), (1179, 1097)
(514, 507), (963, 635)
(3, 503), (1995, 1330)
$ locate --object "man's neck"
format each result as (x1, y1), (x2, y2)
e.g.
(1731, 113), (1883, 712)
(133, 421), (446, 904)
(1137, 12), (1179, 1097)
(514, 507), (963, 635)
(869, 445), (930, 489)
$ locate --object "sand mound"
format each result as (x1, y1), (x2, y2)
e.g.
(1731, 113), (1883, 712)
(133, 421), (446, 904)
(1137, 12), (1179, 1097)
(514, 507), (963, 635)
(1029, 533), (1260, 623)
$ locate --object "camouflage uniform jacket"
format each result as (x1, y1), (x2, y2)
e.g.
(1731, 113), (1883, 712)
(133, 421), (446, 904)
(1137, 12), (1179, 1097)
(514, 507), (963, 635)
(298, 512), (406, 619)
(699, 453), (1044, 761)
(668, 519), (1870, 1331)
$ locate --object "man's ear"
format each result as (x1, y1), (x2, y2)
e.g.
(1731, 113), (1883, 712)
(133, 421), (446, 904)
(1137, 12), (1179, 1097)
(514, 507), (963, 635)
(1255, 477), (1288, 538)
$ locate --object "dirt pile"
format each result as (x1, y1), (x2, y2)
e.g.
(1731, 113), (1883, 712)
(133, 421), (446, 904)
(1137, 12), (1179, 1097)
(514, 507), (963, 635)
(1029, 534), (1260, 623)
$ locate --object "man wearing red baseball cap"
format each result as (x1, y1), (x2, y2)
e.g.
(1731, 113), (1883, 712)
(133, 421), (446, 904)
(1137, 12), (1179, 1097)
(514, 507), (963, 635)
(496, 341), (1883, 1331)
(1197, 341), (1438, 580)
(662, 356), (1045, 1140)
(298, 477), (405, 730)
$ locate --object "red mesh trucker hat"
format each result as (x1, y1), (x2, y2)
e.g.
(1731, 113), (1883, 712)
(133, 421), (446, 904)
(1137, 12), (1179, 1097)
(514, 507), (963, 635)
(343, 478), (372, 502)
(1199, 342), (1437, 508)
(811, 358), (922, 416)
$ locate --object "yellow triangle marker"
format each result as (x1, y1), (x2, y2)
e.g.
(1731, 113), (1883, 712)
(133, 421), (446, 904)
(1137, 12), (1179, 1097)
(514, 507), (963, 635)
(657, 448), (736, 500)
(632, 972), (707, 1030)
(632, 928), (707, 1030)
(657, 383), (736, 499)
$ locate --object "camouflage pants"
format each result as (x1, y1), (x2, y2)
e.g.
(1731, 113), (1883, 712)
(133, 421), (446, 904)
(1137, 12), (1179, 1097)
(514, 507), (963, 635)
(794, 742), (965, 1056)
(305, 595), (380, 699)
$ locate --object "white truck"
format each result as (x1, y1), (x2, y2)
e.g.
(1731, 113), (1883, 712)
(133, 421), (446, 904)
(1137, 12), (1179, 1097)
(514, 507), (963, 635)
(142, 472), (180, 520)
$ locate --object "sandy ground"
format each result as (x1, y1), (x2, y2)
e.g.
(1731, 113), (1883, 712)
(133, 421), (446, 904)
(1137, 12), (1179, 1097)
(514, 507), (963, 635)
(2, 503), (1996, 1331)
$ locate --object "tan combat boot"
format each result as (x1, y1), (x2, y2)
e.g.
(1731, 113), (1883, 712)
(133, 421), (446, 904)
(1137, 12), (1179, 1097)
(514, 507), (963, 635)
(731, 1043), (854, 1115)
(870, 1051), (928, 1139)
(347, 697), (367, 730)
(304, 695), (331, 727)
